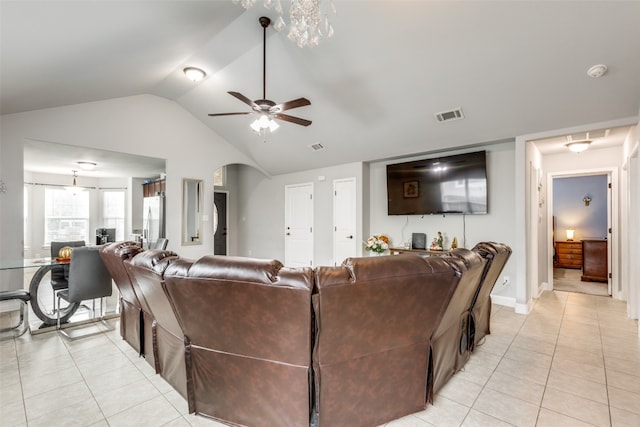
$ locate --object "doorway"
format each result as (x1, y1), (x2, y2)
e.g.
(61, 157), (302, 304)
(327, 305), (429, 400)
(550, 171), (614, 297)
(214, 191), (228, 255)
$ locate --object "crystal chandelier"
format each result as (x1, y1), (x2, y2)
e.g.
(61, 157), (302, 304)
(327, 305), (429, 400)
(233, 0), (335, 48)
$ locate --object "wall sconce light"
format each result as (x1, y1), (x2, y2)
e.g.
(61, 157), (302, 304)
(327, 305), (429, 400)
(583, 195), (592, 206)
(566, 229), (575, 241)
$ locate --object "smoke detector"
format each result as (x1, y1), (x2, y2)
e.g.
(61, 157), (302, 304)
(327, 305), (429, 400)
(587, 64), (608, 78)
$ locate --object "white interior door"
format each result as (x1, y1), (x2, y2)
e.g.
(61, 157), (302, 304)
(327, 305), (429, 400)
(333, 178), (357, 266)
(285, 183), (314, 267)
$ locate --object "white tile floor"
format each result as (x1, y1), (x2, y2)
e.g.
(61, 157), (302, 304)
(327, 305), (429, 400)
(1, 290), (639, 427)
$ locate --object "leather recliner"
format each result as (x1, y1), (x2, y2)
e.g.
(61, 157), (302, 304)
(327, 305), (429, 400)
(427, 248), (486, 402)
(127, 249), (187, 399)
(312, 254), (460, 427)
(469, 242), (512, 348)
(99, 241), (145, 354)
(163, 255), (314, 427)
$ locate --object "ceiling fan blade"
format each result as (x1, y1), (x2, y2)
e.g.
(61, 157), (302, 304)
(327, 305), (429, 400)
(208, 112), (251, 117)
(270, 97), (311, 113)
(274, 113), (312, 127)
(228, 91), (259, 109)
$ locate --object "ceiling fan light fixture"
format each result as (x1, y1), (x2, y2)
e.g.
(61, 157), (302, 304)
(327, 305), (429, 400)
(251, 115), (280, 133)
(567, 141), (591, 153)
(183, 67), (206, 82)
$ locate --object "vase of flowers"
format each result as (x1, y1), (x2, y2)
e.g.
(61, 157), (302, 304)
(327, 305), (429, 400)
(365, 234), (390, 255)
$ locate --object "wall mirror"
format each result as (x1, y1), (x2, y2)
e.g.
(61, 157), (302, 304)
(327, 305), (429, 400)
(182, 178), (203, 246)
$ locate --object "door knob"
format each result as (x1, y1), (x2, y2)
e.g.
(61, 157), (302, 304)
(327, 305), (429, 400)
(347, 235), (353, 239)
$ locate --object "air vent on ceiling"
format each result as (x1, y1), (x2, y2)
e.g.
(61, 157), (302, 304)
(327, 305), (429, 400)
(309, 143), (325, 151)
(435, 108), (464, 123)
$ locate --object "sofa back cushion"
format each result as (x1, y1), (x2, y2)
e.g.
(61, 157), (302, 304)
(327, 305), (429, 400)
(470, 242), (512, 346)
(313, 254), (460, 427)
(314, 254), (458, 364)
(128, 249), (181, 337)
(99, 241), (143, 306)
(427, 248), (486, 401)
(163, 255), (314, 427)
(164, 255), (314, 366)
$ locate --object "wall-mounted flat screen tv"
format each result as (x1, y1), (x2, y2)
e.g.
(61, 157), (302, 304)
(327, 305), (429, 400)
(386, 150), (488, 215)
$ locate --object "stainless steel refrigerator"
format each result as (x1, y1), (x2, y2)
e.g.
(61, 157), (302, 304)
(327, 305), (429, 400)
(143, 195), (165, 250)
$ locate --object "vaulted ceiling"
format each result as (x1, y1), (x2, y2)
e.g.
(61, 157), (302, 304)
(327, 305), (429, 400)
(2, 1), (639, 176)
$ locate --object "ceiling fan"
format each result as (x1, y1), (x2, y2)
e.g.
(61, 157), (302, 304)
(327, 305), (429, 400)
(208, 16), (312, 131)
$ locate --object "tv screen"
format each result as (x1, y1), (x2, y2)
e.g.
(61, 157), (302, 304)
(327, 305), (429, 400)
(386, 151), (488, 215)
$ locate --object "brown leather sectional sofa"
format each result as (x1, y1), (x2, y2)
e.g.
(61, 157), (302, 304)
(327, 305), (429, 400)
(100, 241), (511, 427)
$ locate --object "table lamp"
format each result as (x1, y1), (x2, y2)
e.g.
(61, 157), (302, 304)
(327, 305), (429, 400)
(566, 229), (575, 241)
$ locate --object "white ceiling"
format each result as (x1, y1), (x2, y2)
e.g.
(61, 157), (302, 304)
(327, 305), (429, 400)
(2, 1), (639, 177)
(23, 139), (166, 179)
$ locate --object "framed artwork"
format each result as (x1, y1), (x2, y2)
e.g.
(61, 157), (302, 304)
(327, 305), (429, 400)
(403, 180), (419, 198)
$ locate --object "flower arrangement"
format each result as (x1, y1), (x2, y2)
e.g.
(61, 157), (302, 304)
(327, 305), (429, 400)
(364, 234), (390, 254)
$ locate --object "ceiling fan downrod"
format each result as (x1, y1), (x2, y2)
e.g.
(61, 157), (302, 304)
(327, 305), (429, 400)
(259, 16), (270, 101)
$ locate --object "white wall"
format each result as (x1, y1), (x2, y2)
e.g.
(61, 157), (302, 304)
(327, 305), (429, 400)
(1, 94), (260, 291)
(235, 162), (366, 266)
(368, 141), (517, 300)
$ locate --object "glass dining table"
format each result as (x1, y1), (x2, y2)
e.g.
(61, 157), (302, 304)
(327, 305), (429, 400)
(0, 258), (81, 326)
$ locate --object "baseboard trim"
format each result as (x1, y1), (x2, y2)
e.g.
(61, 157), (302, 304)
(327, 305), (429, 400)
(540, 282), (551, 294)
(515, 299), (534, 315)
(490, 294), (515, 308)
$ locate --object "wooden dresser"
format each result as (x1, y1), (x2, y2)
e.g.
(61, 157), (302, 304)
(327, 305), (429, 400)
(582, 240), (608, 282)
(554, 241), (582, 269)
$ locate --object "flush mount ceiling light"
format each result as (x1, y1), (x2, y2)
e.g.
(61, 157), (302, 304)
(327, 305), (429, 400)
(566, 141), (591, 153)
(76, 161), (96, 171)
(587, 64), (608, 78)
(183, 67), (206, 82)
(233, 0), (336, 48)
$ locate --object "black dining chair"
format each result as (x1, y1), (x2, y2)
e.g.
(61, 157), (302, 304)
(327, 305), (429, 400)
(56, 245), (114, 340)
(153, 238), (168, 250)
(49, 240), (85, 308)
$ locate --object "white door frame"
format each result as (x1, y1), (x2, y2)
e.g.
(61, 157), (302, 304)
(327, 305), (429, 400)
(546, 167), (619, 298)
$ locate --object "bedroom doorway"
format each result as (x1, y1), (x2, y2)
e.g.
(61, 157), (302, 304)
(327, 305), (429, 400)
(550, 170), (614, 297)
